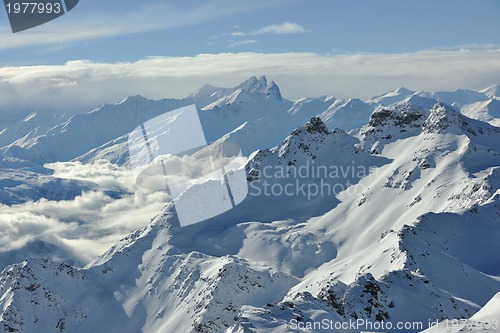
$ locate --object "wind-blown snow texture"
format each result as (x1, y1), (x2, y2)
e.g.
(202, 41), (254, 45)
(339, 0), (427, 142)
(0, 77), (499, 333)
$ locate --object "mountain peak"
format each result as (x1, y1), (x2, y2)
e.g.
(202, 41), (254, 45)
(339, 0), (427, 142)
(118, 95), (149, 105)
(191, 83), (219, 97)
(369, 87), (416, 106)
(238, 75), (268, 93)
(265, 80), (282, 99)
(304, 116), (329, 135)
(480, 84), (500, 99)
(395, 87), (415, 94)
(367, 104), (426, 129)
(231, 76), (282, 100)
(422, 103), (472, 134)
(288, 117), (330, 139)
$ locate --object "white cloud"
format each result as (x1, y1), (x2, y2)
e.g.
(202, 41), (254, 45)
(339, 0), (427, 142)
(231, 32), (246, 37)
(0, 1), (273, 50)
(223, 22), (306, 40)
(0, 212), (75, 252)
(0, 161), (170, 264)
(227, 39), (258, 48)
(251, 22), (306, 35)
(1, 48), (500, 110)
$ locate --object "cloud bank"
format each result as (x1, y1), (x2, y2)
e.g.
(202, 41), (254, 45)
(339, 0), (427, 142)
(1, 48), (500, 111)
(0, 161), (170, 265)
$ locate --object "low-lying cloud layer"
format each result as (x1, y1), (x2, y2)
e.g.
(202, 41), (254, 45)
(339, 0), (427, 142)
(1, 49), (499, 112)
(0, 160), (170, 265)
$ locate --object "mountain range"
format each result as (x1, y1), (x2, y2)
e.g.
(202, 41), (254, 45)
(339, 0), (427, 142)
(0, 77), (498, 333)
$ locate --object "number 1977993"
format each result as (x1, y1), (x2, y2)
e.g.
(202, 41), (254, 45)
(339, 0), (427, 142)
(446, 319), (499, 330)
(6, 2), (62, 14)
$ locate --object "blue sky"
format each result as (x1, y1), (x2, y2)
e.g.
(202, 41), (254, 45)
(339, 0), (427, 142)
(1, 0), (499, 64)
(0, 0), (500, 106)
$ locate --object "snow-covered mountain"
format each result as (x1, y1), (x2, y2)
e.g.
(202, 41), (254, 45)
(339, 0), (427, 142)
(481, 85), (500, 99)
(418, 89), (499, 127)
(423, 292), (500, 333)
(227, 102), (500, 332)
(0, 100), (91, 149)
(1, 76), (375, 165)
(371, 87), (500, 127)
(369, 87), (416, 105)
(0, 78), (499, 333)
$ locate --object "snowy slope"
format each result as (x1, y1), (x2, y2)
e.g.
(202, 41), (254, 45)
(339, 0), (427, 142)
(0, 83), (500, 333)
(369, 87), (416, 105)
(0, 110), (61, 148)
(186, 83), (234, 108)
(0, 259), (131, 333)
(2, 77), (376, 165)
(3, 80), (500, 168)
(320, 98), (376, 131)
(430, 89), (490, 109)
(1, 77), (294, 164)
(422, 292), (500, 333)
(227, 104), (500, 332)
(372, 87), (500, 127)
(419, 89), (500, 127)
(0, 212), (300, 333)
(481, 85), (500, 99)
(460, 99), (500, 127)
(0, 99), (498, 332)
(1, 96), (191, 164)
